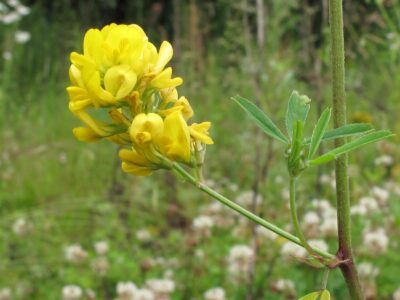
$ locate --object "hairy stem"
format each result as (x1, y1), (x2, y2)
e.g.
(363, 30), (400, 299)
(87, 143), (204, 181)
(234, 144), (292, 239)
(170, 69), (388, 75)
(171, 162), (335, 260)
(329, 0), (364, 298)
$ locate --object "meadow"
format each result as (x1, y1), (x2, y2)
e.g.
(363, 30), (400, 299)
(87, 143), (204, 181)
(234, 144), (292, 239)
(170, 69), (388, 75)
(0, 0), (400, 299)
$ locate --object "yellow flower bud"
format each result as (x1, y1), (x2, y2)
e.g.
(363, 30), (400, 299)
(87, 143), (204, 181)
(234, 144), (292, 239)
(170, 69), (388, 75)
(160, 96), (194, 120)
(189, 122), (213, 145)
(73, 127), (101, 142)
(119, 148), (154, 176)
(158, 111), (191, 162)
(129, 113), (164, 145)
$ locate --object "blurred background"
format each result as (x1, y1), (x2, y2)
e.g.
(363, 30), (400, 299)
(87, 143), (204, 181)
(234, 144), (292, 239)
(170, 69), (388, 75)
(0, 0), (400, 299)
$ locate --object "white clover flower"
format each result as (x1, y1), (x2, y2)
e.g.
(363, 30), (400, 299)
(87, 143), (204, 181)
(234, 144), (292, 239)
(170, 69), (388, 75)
(273, 279), (295, 294)
(117, 282), (137, 299)
(16, 4), (30, 16)
(350, 205), (367, 216)
(65, 244), (88, 263)
(94, 240), (109, 256)
(280, 242), (307, 260)
(309, 239), (329, 253)
(256, 225), (277, 241)
(193, 215), (214, 237)
(228, 245), (254, 264)
(85, 289), (96, 300)
(2, 51), (12, 61)
(7, 0), (20, 7)
(146, 279), (175, 297)
(359, 197), (378, 214)
(0, 288), (11, 300)
(136, 229), (151, 242)
(134, 288), (154, 300)
(1, 12), (21, 24)
(12, 217), (33, 236)
(374, 154), (393, 166)
(358, 262), (379, 279)
(62, 285), (82, 300)
(370, 186), (389, 205)
(302, 211), (320, 232)
(204, 287), (226, 300)
(91, 257), (109, 276)
(235, 191), (262, 207)
(393, 288), (400, 300)
(320, 217), (338, 237)
(14, 30), (31, 43)
(363, 228), (389, 255)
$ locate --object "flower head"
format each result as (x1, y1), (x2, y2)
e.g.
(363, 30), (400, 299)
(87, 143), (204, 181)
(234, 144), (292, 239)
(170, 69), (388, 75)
(67, 24), (213, 176)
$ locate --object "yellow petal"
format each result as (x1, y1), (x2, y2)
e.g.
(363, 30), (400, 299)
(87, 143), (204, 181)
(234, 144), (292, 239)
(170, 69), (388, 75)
(119, 148), (154, 176)
(83, 28), (103, 66)
(72, 127), (101, 142)
(129, 113), (164, 145)
(151, 67), (183, 89)
(153, 41), (173, 73)
(159, 111), (191, 162)
(189, 122), (214, 144)
(104, 65), (137, 99)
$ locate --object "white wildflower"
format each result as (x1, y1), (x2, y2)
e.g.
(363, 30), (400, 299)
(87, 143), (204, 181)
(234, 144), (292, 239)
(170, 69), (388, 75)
(146, 279), (175, 299)
(15, 30), (31, 43)
(374, 154), (393, 166)
(351, 205), (368, 216)
(193, 215), (214, 238)
(116, 282), (137, 299)
(370, 186), (389, 205)
(280, 242), (307, 260)
(204, 287), (226, 300)
(2, 51), (12, 61)
(7, 0), (20, 7)
(16, 4), (30, 16)
(320, 217), (338, 237)
(134, 289), (154, 300)
(65, 244), (88, 263)
(256, 225), (277, 241)
(393, 288), (400, 300)
(12, 217), (32, 236)
(1, 12), (21, 24)
(363, 228), (389, 255)
(85, 289), (96, 300)
(62, 285), (82, 300)
(136, 229), (151, 242)
(273, 279), (295, 295)
(358, 262), (379, 279)
(91, 257), (109, 276)
(235, 191), (262, 207)
(94, 241), (109, 256)
(0, 288), (11, 300)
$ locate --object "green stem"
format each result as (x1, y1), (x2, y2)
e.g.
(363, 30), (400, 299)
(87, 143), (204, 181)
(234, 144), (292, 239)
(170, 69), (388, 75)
(329, 0), (364, 299)
(171, 162), (335, 260)
(289, 176), (317, 257)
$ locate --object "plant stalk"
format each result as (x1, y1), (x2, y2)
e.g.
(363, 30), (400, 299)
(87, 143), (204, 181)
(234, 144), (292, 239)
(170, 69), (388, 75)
(171, 162), (335, 260)
(329, 0), (364, 299)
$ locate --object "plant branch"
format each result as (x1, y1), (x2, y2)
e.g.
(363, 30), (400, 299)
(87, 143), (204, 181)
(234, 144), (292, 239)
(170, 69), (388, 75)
(171, 162), (335, 260)
(329, 0), (364, 298)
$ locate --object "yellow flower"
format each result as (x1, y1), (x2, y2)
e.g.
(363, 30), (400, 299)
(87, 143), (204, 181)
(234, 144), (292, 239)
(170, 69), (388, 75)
(158, 111), (191, 162)
(189, 122), (213, 144)
(151, 67), (183, 89)
(119, 148), (155, 176)
(160, 96), (194, 120)
(129, 113), (164, 145)
(73, 127), (102, 142)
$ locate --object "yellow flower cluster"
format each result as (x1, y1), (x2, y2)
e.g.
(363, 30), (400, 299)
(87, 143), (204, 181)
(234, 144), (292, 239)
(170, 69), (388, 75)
(67, 24), (213, 176)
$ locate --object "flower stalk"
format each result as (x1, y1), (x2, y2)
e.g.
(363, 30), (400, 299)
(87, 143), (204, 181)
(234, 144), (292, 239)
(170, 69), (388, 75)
(170, 161), (335, 260)
(329, 0), (364, 298)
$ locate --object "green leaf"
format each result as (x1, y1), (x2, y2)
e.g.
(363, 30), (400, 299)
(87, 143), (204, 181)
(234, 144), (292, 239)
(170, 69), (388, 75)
(308, 107), (331, 159)
(286, 91), (311, 139)
(309, 130), (393, 166)
(321, 123), (372, 141)
(232, 95), (288, 144)
(298, 290), (330, 300)
(288, 120), (304, 168)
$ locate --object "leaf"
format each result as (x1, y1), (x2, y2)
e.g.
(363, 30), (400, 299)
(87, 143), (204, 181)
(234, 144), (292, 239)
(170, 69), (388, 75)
(308, 107), (331, 159)
(298, 290), (330, 300)
(286, 91), (311, 139)
(288, 120), (304, 168)
(309, 130), (393, 166)
(232, 95), (288, 144)
(321, 123), (372, 141)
